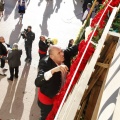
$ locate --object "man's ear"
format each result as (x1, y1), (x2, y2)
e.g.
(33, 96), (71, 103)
(50, 54), (54, 60)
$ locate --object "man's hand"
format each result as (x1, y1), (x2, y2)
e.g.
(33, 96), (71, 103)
(24, 33), (27, 37)
(51, 65), (68, 75)
(59, 65), (69, 74)
(0, 56), (2, 58)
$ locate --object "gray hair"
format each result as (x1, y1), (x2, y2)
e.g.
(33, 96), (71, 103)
(12, 43), (18, 49)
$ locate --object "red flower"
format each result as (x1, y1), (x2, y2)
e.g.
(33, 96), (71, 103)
(93, 30), (98, 37)
(91, 9), (105, 28)
(99, 20), (106, 29)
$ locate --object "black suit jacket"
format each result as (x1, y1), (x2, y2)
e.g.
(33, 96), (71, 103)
(25, 31), (35, 46)
(35, 44), (79, 98)
(38, 39), (53, 53)
(0, 42), (7, 55)
(8, 49), (22, 67)
(38, 40), (49, 53)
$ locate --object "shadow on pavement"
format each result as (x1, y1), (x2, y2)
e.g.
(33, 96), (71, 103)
(26, 0), (31, 6)
(0, 80), (18, 119)
(73, 0), (83, 20)
(38, 0), (43, 6)
(29, 88), (40, 120)
(0, 63), (30, 120)
(14, 4), (20, 20)
(40, 1), (54, 36)
(11, 63), (30, 119)
(9, 22), (23, 46)
(4, 0), (17, 21)
(53, 0), (62, 13)
(0, 74), (6, 81)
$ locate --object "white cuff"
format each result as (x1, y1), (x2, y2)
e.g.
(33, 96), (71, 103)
(44, 70), (52, 81)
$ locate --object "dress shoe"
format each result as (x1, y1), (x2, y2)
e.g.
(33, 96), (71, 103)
(27, 59), (31, 63)
(25, 58), (28, 62)
(15, 76), (18, 79)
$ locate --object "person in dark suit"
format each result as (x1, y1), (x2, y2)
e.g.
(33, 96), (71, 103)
(22, 26), (35, 63)
(7, 43), (22, 81)
(0, 36), (7, 75)
(35, 44), (79, 120)
(68, 39), (74, 48)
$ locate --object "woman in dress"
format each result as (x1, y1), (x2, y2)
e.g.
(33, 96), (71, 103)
(18, 0), (26, 20)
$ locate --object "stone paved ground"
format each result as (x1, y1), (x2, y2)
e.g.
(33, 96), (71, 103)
(0, 0), (82, 119)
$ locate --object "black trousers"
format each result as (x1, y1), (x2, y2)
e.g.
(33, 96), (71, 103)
(38, 100), (53, 120)
(39, 53), (46, 60)
(38, 54), (46, 68)
(9, 66), (19, 79)
(25, 44), (32, 60)
(0, 58), (5, 68)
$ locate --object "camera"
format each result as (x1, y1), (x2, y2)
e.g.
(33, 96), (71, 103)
(21, 29), (28, 39)
(46, 38), (53, 46)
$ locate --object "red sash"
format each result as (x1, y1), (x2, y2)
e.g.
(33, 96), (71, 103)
(38, 49), (46, 54)
(38, 88), (54, 105)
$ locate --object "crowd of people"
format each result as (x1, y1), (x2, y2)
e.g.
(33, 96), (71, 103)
(0, 37), (22, 80)
(0, 32), (75, 120)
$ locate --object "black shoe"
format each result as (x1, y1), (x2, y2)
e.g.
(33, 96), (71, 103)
(7, 78), (13, 81)
(27, 59), (31, 63)
(25, 58), (28, 62)
(15, 76), (18, 78)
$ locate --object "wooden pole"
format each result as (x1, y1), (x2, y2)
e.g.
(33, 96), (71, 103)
(83, 0), (97, 26)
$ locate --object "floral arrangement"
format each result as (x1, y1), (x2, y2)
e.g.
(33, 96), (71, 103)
(110, 9), (120, 32)
(46, 0), (120, 119)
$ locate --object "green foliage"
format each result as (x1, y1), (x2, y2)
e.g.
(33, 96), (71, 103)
(92, 28), (103, 44)
(110, 10), (120, 32)
(75, 27), (85, 44)
(75, 18), (91, 44)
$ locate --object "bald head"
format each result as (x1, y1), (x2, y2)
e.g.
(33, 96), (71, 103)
(0, 37), (5, 43)
(48, 45), (60, 55)
(48, 45), (64, 65)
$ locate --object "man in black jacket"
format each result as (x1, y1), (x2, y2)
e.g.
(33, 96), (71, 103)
(23, 26), (35, 63)
(35, 44), (79, 120)
(0, 36), (7, 75)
